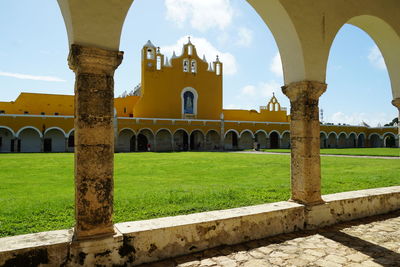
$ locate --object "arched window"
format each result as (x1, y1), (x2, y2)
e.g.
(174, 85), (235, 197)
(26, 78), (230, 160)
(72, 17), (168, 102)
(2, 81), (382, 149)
(183, 59), (189, 72)
(188, 45), (193, 55)
(146, 48), (154, 59)
(216, 63), (221, 75)
(191, 60), (197, 73)
(156, 55), (161, 70)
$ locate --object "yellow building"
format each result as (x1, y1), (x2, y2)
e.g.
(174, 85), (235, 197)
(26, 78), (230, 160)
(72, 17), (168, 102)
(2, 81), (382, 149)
(0, 40), (397, 152)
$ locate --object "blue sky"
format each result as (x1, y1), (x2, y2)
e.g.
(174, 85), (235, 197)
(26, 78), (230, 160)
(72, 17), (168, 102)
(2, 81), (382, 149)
(0, 0), (396, 126)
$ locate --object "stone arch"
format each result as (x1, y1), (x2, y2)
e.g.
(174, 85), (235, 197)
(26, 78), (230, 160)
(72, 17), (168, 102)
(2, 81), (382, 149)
(57, 1), (134, 50)
(320, 131), (328, 149)
(369, 133), (382, 148)
(348, 132), (357, 148)
(383, 132), (396, 148)
(44, 128), (66, 152)
(327, 132), (338, 148)
(17, 126), (42, 153)
(174, 128), (189, 151)
(118, 128), (136, 152)
(281, 131), (291, 149)
(255, 130), (268, 149)
(155, 128), (173, 152)
(205, 130), (220, 151)
(357, 133), (366, 148)
(238, 130), (254, 150)
(345, 15), (400, 99)
(138, 128), (154, 152)
(190, 129), (205, 151)
(0, 126), (16, 152)
(224, 129), (239, 150)
(337, 132), (348, 148)
(269, 130), (280, 149)
(246, 0), (306, 84)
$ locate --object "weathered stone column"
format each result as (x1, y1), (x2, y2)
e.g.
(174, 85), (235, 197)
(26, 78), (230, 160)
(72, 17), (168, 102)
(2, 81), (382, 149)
(392, 98), (400, 148)
(68, 44), (123, 240)
(282, 81), (327, 205)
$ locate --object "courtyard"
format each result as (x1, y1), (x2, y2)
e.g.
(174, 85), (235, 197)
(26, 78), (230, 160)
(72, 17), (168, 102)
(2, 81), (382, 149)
(1, 149), (399, 238)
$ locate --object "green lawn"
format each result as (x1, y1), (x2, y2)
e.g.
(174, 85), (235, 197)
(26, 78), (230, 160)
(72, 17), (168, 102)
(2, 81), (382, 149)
(0, 152), (399, 237)
(261, 148), (400, 157)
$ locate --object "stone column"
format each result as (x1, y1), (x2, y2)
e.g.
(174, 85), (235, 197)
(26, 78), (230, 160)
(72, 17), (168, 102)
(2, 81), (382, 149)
(282, 81), (327, 205)
(68, 44), (123, 240)
(392, 98), (400, 148)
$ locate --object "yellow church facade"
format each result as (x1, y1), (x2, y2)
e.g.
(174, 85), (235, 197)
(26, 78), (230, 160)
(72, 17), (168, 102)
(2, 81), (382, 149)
(0, 40), (397, 153)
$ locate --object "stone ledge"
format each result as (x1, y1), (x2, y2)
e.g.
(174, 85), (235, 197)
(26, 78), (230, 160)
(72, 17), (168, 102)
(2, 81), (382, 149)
(305, 186), (400, 229)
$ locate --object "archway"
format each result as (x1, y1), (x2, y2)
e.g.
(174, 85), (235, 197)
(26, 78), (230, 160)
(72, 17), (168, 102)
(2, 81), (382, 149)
(138, 129), (154, 152)
(18, 127), (42, 153)
(327, 133), (337, 148)
(320, 132), (328, 149)
(281, 131), (290, 149)
(190, 130), (204, 151)
(348, 133), (357, 148)
(205, 130), (220, 151)
(0, 127), (15, 153)
(357, 133), (366, 148)
(156, 129), (173, 152)
(337, 133), (347, 148)
(224, 130), (238, 150)
(118, 129), (135, 152)
(369, 134), (382, 148)
(174, 129), (189, 151)
(44, 128), (66, 152)
(255, 130), (268, 149)
(269, 131), (280, 149)
(238, 130), (254, 150)
(67, 130), (75, 152)
(383, 133), (396, 148)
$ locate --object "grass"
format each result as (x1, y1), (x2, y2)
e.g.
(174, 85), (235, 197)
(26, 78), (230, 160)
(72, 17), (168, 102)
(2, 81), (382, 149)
(0, 152), (399, 237)
(261, 148), (400, 157)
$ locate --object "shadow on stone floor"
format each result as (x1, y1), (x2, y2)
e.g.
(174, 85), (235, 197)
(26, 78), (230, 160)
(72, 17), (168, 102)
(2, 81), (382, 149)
(140, 210), (400, 267)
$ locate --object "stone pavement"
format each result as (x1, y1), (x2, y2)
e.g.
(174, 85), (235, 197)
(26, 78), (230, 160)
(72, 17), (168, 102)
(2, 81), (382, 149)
(141, 210), (400, 267)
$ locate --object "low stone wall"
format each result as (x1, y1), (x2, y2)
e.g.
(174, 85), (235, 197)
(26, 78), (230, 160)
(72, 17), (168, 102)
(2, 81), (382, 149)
(1, 186), (399, 266)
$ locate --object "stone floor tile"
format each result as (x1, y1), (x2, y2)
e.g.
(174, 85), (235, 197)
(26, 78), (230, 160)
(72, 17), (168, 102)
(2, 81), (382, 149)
(241, 259), (271, 267)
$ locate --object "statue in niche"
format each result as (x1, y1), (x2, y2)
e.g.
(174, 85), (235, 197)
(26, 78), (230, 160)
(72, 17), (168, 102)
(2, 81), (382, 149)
(184, 91), (194, 114)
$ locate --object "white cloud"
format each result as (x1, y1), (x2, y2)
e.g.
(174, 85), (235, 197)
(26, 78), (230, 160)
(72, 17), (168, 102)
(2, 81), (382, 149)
(270, 52), (283, 77)
(0, 71), (65, 82)
(162, 36), (238, 75)
(368, 45), (386, 70)
(165, 0), (234, 32)
(328, 111), (392, 127)
(236, 27), (253, 47)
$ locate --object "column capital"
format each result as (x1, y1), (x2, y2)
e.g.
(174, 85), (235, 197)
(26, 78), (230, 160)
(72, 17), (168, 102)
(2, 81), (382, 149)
(282, 81), (327, 102)
(68, 44), (123, 75)
(392, 98), (400, 110)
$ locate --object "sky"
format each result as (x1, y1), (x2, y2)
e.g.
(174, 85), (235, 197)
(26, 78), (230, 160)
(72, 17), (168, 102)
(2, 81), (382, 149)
(0, 0), (397, 127)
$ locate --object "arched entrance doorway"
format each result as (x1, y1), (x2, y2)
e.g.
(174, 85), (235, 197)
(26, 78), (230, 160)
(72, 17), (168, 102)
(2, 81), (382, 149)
(281, 132), (290, 149)
(0, 127), (15, 152)
(239, 131), (254, 150)
(338, 133), (347, 148)
(255, 131), (267, 149)
(384, 133), (396, 148)
(269, 131), (280, 149)
(118, 129), (135, 152)
(44, 128), (66, 152)
(224, 130), (238, 150)
(190, 130), (204, 151)
(205, 130), (220, 150)
(174, 129), (189, 151)
(357, 134), (365, 148)
(18, 127), (42, 153)
(348, 133), (357, 148)
(320, 132), (328, 148)
(327, 133), (337, 148)
(369, 134), (381, 148)
(155, 129), (173, 152)
(137, 129), (154, 152)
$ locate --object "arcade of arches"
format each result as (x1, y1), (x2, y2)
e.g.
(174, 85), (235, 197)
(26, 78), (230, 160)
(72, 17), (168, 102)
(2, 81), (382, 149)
(0, 0), (400, 266)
